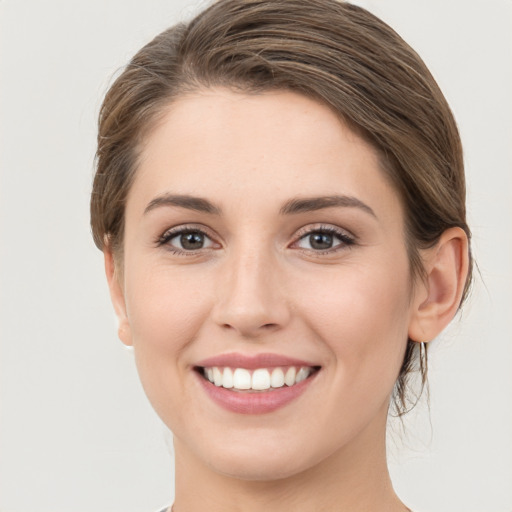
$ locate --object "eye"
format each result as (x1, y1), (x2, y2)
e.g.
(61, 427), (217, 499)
(173, 231), (212, 250)
(158, 227), (216, 253)
(294, 226), (354, 253)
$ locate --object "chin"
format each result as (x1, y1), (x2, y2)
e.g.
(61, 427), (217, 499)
(208, 454), (312, 482)
(189, 429), (334, 483)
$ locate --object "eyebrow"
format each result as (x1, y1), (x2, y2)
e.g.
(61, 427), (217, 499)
(143, 193), (376, 218)
(279, 195), (376, 217)
(144, 194), (221, 215)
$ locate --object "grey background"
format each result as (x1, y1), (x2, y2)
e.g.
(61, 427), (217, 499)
(1, 0), (511, 511)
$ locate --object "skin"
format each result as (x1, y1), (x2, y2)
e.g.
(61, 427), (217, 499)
(105, 89), (469, 512)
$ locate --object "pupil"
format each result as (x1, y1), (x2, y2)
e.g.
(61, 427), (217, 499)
(181, 232), (204, 250)
(310, 233), (333, 250)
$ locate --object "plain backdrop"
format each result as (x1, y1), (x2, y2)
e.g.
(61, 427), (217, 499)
(0, 1), (511, 511)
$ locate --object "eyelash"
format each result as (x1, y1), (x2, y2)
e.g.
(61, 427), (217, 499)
(156, 224), (355, 256)
(292, 225), (355, 255)
(156, 225), (216, 255)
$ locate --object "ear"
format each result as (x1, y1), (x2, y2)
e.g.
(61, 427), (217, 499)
(408, 227), (469, 343)
(104, 247), (133, 346)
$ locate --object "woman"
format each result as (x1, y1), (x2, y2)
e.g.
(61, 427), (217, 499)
(91, 1), (471, 511)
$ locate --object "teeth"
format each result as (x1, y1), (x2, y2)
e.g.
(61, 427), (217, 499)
(213, 367), (223, 387)
(295, 367), (310, 383)
(284, 367), (296, 386)
(203, 366), (314, 391)
(222, 368), (234, 389)
(252, 369), (271, 390)
(270, 368), (285, 388)
(233, 368), (251, 390)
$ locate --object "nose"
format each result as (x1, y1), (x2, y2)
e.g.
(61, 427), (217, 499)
(212, 247), (291, 339)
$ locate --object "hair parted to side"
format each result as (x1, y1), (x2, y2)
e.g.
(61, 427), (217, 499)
(91, 0), (472, 416)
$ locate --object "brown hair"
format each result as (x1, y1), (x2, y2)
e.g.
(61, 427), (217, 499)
(91, 0), (472, 415)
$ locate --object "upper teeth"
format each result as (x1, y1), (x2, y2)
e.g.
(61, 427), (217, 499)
(203, 366), (313, 391)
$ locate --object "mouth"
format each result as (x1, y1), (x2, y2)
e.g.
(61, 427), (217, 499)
(193, 354), (321, 414)
(195, 365), (320, 392)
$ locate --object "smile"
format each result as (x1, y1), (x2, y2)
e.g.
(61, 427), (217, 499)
(194, 354), (321, 414)
(200, 366), (318, 391)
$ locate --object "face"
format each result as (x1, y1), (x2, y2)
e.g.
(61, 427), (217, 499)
(111, 88), (421, 481)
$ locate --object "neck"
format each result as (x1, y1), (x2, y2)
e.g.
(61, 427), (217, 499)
(172, 408), (407, 512)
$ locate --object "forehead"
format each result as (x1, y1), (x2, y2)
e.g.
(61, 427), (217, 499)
(129, 88), (401, 222)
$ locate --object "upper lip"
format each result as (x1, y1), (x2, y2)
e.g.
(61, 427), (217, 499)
(195, 352), (320, 370)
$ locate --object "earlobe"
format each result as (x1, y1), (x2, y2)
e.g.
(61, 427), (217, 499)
(103, 248), (133, 346)
(408, 227), (469, 343)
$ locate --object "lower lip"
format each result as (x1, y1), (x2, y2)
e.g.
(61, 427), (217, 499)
(196, 371), (318, 414)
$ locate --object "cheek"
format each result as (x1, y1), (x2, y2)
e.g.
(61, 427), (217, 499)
(295, 258), (412, 386)
(124, 261), (212, 350)
(121, 260), (214, 410)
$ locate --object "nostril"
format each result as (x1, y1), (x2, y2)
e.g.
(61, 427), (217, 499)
(212, 290), (291, 336)
(221, 322), (278, 331)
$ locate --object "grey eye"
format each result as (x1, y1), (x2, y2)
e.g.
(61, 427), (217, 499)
(296, 230), (349, 251)
(308, 233), (334, 250)
(169, 231), (213, 250)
